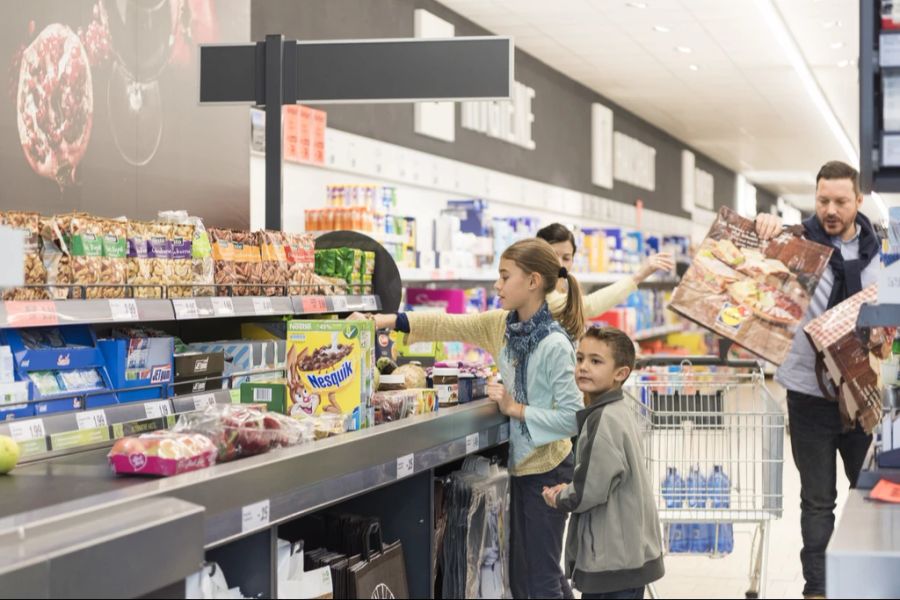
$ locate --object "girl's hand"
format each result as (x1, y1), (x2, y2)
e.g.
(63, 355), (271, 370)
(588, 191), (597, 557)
(346, 312), (397, 330)
(634, 252), (675, 284)
(487, 382), (521, 419)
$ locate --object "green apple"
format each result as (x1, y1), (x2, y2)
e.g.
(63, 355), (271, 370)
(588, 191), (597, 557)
(0, 435), (20, 475)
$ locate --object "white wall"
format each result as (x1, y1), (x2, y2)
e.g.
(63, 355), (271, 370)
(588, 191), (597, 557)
(250, 128), (697, 249)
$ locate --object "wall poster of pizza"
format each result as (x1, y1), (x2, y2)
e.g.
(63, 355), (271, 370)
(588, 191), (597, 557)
(669, 206), (833, 365)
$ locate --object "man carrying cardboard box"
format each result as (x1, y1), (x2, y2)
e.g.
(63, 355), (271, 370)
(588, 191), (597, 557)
(755, 161), (881, 599)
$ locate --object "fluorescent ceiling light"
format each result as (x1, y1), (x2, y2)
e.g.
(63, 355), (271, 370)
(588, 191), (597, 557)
(675, 46), (692, 53)
(837, 59), (850, 67)
(654, 25), (670, 32)
(823, 20), (843, 29)
(755, 0), (859, 167)
(689, 64), (700, 71)
(830, 41), (845, 49)
(627, 1), (647, 8)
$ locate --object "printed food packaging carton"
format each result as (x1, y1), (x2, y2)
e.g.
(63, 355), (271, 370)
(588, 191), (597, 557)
(286, 320), (375, 430)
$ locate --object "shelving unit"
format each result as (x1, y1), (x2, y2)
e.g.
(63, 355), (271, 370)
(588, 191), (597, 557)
(0, 400), (509, 598)
(399, 267), (678, 287)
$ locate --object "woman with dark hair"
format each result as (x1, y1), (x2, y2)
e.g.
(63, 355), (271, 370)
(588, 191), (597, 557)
(536, 223), (674, 318)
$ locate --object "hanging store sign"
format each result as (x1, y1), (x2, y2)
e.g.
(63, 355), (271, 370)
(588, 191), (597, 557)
(614, 132), (656, 191)
(461, 81), (536, 150)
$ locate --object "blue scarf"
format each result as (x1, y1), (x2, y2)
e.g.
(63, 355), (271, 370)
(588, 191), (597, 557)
(505, 303), (567, 439)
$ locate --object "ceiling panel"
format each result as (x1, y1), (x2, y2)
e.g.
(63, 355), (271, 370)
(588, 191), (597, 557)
(440, 0), (859, 196)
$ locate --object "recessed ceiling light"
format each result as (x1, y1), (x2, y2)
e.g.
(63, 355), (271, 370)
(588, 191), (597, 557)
(627, 1), (647, 8)
(689, 64), (700, 71)
(676, 46), (692, 54)
(823, 20), (843, 29)
(837, 59), (850, 67)
(830, 41), (845, 49)
(654, 25), (670, 33)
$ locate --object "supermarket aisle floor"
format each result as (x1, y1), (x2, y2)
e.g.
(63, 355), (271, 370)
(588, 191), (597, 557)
(650, 381), (852, 599)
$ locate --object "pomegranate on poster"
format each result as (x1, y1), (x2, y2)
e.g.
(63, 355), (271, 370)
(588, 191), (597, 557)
(16, 23), (93, 185)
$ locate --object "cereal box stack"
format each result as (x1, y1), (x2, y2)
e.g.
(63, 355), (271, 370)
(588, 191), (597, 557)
(286, 320), (375, 430)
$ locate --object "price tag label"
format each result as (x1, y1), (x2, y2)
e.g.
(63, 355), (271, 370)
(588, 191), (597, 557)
(252, 297), (274, 315)
(242, 499), (270, 533)
(363, 296), (379, 311)
(4, 301), (58, 327)
(193, 393), (217, 411)
(109, 299), (139, 322)
(173, 299), (200, 320)
(397, 453), (414, 479)
(331, 296), (349, 313)
(76, 410), (108, 431)
(145, 400), (172, 419)
(466, 432), (480, 454)
(8, 418), (46, 442)
(499, 423), (510, 442)
(301, 296), (328, 314)
(211, 297), (235, 317)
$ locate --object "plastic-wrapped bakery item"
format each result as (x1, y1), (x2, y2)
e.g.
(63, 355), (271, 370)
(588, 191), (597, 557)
(231, 229), (263, 296)
(0, 211), (49, 300)
(208, 227), (237, 296)
(173, 404), (310, 462)
(39, 214), (73, 299)
(157, 210), (215, 297)
(258, 230), (290, 296)
(284, 232), (316, 295)
(108, 431), (218, 476)
(168, 223), (195, 298)
(97, 217), (128, 298)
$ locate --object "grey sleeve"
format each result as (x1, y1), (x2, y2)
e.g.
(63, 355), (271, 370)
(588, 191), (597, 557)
(556, 422), (626, 514)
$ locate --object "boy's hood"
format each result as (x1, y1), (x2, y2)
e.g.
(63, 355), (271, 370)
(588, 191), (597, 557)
(576, 387), (624, 431)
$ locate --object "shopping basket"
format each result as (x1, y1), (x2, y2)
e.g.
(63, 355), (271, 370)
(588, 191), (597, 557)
(625, 356), (784, 599)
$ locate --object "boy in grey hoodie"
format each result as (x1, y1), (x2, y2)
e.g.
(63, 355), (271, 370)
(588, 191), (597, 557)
(543, 327), (664, 600)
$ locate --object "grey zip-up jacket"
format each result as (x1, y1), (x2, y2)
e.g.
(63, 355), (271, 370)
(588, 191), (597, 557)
(556, 388), (664, 594)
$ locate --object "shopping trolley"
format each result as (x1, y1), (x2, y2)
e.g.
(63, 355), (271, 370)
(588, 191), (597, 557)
(626, 356), (784, 599)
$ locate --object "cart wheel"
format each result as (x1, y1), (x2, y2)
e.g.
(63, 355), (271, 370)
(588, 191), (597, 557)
(745, 592), (759, 599)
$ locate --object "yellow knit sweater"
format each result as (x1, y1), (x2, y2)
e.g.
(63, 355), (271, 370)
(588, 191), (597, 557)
(406, 276), (636, 476)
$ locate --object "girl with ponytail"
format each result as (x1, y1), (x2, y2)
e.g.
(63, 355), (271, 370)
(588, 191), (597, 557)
(352, 238), (585, 598)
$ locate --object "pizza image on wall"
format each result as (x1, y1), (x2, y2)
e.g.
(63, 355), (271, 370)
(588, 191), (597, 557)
(669, 207), (832, 365)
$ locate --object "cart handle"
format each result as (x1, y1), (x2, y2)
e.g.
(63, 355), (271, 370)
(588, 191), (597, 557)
(636, 355), (763, 370)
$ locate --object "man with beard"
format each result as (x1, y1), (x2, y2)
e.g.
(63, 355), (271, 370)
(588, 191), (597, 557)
(755, 160), (881, 600)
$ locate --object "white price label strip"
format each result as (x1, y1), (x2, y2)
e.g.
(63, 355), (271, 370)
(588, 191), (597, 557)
(173, 299), (200, 320)
(8, 418), (46, 442)
(363, 296), (379, 311)
(466, 433), (480, 454)
(330, 296), (349, 312)
(397, 453), (414, 479)
(145, 401), (172, 419)
(76, 410), (108, 431)
(252, 297), (274, 315)
(109, 299), (139, 322)
(242, 499), (270, 533)
(211, 297), (235, 317)
(192, 393), (217, 411)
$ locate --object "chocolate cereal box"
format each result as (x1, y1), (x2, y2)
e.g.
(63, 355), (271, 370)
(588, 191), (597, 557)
(286, 320), (375, 430)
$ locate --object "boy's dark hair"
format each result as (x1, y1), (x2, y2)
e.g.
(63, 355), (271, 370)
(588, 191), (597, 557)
(816, 160), (860, 197)
(536, 223), (577, 253)
(583, 326), (636, 373)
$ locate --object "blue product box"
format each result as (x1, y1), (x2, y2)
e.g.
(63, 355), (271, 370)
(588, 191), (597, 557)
(99, 336), (174, 403)
(447, 199), (490, 236)
(458, 376), (487, 404)
(2, 326), (118, 414)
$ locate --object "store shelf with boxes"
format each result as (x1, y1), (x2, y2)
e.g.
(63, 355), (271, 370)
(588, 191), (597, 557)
(0, 209), (510, 598)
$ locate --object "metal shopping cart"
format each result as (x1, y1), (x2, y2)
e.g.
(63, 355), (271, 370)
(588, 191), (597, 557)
(626, 356), (784, 599)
